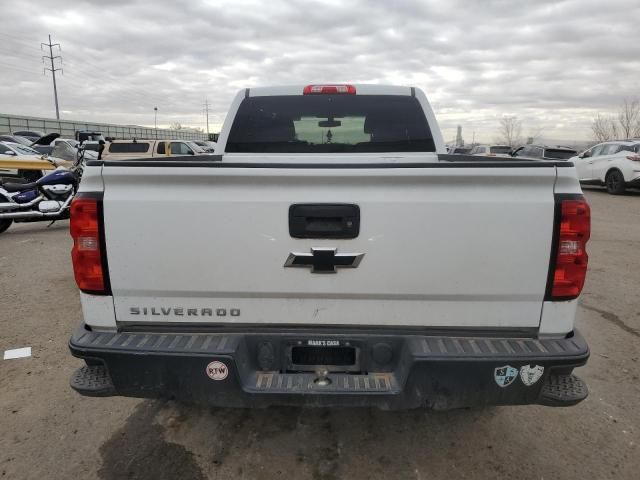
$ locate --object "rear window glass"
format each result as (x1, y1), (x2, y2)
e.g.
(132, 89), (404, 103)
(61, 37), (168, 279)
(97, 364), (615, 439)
(108, 142), (150, 154)
(490, 146), (512, 154)
(616, 144), (640, 154)
(544, 149), (576, 159)
(226, 95), (434, 153)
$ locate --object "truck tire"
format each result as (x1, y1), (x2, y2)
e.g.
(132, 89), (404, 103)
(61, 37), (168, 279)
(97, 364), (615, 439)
(605, 169), (626, 195)
(0, 193), (13, 234)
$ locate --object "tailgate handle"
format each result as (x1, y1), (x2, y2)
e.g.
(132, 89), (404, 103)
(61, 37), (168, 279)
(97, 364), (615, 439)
(289, 204), (360, 239)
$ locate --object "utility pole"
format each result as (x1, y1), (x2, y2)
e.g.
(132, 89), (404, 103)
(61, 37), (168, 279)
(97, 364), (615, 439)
(203, 99), (210, 137)
(42, 34), (63, 120)
(154, 107), (158, 139)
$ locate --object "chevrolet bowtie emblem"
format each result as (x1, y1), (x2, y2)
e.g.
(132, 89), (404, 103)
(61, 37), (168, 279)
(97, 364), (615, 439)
(284, 248), (364, 274)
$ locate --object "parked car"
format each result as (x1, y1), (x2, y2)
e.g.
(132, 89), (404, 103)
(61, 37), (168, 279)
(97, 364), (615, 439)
(193, 140), (217, 152)
(53, 138), (80, 148)
(101, 139), (215, 159)
(1, 142), (50, 157)
(21, 133), (65, 158)
(0, 142), (71, 181)
(512, 145), (577, 160)
(469, 144), (512, 157)
(2, 132), (60, 150)
(28, 145), (54, 156)
(69, 84), (590, 411)
(75, 130), (104, 143)
(50, 138), (98, 160)
(12, 130), (46, 142)
(0, 135), (34, 147)
(448, 146), (471, 154)
(571, 140), (640, 194)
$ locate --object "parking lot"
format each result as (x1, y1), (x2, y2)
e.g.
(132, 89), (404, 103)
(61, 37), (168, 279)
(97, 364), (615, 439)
(0, 187), (638, 480)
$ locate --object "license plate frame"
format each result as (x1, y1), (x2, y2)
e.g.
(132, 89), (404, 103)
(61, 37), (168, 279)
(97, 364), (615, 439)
(286, 340), (361, 373)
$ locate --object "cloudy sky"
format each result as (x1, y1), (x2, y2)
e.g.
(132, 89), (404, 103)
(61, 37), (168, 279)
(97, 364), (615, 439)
(1, 0), (638, 143)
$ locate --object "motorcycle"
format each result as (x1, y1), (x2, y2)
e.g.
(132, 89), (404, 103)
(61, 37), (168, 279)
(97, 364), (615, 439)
(0, 143), (86, 235)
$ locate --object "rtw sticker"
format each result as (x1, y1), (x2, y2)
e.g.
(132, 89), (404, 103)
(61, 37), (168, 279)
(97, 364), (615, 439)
(206, 361), (229, 381)
(494, 365), (518, 387)
(520, 365), (544, 386)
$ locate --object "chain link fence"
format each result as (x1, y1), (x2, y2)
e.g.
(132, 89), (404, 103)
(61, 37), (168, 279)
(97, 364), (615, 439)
(0, 113), (209, 141)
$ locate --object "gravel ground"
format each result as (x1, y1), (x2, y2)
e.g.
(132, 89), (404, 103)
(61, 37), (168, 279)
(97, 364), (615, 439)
(0, 187), (638, 480)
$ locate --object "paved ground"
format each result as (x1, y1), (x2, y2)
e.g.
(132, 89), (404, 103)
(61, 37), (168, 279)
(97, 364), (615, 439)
(0, 187), (639, 480)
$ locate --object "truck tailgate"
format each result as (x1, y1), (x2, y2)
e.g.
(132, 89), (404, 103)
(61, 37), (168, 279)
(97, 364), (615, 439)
(101, 163), (557, 329)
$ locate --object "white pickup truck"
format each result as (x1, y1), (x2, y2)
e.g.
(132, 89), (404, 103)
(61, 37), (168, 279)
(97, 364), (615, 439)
(68, 84), (591, 410)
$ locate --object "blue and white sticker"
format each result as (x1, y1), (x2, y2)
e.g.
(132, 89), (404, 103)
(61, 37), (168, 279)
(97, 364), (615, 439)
(494, 365), (518, 388)
(520, 365), (544, 386)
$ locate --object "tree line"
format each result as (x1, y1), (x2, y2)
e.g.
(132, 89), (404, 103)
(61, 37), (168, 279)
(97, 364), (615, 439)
(493, 99), (640, 148)
(591, 99), (640, 142)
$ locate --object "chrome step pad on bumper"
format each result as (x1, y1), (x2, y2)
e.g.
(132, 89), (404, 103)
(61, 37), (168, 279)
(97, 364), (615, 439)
(252, 371), (397, 393)
(70, 365), (116, 397)
(538, 374), (589, 406)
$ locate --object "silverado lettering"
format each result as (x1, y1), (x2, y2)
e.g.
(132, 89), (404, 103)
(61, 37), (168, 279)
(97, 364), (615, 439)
(129, 307), (240, 317)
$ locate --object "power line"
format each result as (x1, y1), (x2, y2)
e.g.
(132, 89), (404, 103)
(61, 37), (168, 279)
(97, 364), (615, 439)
(60, 51), (172, 107)
(0, 61), (45, 76)
(0, 32), (43, 52)
(0, 46), (45, 61)
(42, 34), (62, 120)
(2, 35), (206, 127)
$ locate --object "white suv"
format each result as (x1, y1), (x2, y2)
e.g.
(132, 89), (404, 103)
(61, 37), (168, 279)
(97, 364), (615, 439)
(572, 141), (640, 194)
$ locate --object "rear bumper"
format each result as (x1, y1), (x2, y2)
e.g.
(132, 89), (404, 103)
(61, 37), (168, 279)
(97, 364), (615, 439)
(69, 324), (589, 410)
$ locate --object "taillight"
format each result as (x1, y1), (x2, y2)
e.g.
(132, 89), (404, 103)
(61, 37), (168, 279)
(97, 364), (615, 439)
(70, 195), (109, 294)
(548, 198), (590, 300)
(626, 154), (640, 162)
(303, 84), (356, 95)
